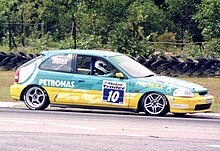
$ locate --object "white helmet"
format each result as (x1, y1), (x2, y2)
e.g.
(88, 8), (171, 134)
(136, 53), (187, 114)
(94, 60), (109, 75)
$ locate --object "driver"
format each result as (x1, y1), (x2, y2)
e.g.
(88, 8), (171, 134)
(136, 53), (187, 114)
(94, 60), (109, 75)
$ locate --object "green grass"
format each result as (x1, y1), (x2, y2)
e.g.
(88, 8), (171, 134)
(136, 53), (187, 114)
(0, 71), (15, 102)
(0, 71), (219, 112)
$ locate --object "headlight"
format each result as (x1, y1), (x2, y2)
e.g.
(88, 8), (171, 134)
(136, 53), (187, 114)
(173, 88), (195, 97)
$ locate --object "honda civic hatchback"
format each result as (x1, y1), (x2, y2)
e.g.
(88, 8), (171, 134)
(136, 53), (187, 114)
(10, 50), (214, 116)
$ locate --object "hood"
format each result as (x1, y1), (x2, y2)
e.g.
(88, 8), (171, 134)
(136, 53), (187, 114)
(136, 76), (207, 92)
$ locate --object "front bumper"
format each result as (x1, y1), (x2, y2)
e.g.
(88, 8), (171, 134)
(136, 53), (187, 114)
(10, 83), (26, 101)
(168, 94), (214, 113)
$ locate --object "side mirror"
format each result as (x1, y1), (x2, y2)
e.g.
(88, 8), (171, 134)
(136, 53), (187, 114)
(115, 72), (124, 78)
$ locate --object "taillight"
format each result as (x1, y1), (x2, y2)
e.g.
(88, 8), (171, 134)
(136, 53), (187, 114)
(15, 67), (21, 83)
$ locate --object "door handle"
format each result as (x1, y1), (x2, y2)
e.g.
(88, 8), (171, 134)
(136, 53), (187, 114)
(78, 79), (85, 82)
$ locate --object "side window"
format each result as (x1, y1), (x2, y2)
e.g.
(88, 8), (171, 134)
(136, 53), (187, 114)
(77, 56), (91, 75)
(40, 54), (73, 73)
(77, 55), (118, 77)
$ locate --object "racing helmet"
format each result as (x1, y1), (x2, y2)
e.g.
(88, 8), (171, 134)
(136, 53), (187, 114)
(94, 60), (109, 75)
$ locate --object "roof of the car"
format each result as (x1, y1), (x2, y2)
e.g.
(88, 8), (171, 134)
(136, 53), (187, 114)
(41, 49), (123, 57)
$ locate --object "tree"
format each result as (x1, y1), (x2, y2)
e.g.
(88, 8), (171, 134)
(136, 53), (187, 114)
(193, 0), (220, 54)
(73, 0), (136, 49)
(193, 0), (220, 40)
(0, 0), (20, 49)
(165, 0), (203, 43)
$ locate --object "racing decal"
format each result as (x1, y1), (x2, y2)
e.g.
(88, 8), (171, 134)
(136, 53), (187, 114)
(135, 81), (164, 89)
(102, 81), (126, 104)
(22, 60), (41, 85)
(39, 79), (75, 88)
(51, 56), (69, 65)
(19, 62), (37, 84)
(205, 99), (212, 103)
(54, 94), (58, 102)
(172, 104), (189, 109)
(169, 96), (189, 109)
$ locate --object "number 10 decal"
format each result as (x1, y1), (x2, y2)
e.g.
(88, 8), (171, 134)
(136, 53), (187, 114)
(107, 90), (120, 102)
(102, 81), (126, 104)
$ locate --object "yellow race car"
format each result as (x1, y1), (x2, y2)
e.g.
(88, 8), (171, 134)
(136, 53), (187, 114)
(10, 50), (214, 116)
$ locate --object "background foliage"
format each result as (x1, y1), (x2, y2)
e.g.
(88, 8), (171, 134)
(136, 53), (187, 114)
(0, 0), (219, 58)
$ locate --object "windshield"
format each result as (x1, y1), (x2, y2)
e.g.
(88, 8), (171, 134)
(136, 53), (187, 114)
(109, 55), (155, 78)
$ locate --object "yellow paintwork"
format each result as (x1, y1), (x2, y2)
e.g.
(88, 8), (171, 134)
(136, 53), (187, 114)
(167, 93), (214, 113)
(10, 83), (26, 100)
(43, 86), (142, 109)
(10, 84), (214, 113)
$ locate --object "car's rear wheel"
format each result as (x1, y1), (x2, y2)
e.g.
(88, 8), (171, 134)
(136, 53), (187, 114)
(24, 86), (49, 110)
(142, 92), (168, 116)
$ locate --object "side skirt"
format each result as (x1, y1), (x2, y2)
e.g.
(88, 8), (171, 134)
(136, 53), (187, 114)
(50, 104), (138, 113)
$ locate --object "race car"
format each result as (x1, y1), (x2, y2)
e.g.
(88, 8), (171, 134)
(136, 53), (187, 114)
(10, 50), (214, 116)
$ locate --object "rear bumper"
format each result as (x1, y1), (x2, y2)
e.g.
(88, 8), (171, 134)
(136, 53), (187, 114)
(168, 94), (214, 113)
(10, 84), (26, 101)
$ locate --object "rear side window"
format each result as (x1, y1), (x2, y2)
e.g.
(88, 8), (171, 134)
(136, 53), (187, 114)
(20, 55), (43, 67)
(40, 54), (73, 73)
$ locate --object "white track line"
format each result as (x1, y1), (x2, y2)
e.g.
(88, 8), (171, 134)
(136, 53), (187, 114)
(207, 145), (220, 148)
(0, 102), (23, 107)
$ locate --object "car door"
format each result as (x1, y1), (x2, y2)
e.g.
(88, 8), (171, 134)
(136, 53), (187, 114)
(72, 55), (129, 108)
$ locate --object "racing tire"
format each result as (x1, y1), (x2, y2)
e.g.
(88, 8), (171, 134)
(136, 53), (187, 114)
(24, 86), (49, 110)
(169, 56), (179, 62)
(195, 57), (207, 64)
(136, 55), (148, 64)
(11, 56), (23, 64)
(0, 52), (7, 61)
(173, 62), (185, 70)
(16, 51), (26, 58)
(1, 52), (15, 65)
(141, 92), (169, 116)
(192, 67), (205, 76)
(151, 59), (167, 69)
(148, 55), (157, 62)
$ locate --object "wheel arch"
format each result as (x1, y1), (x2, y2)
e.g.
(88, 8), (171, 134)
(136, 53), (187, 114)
(137, 91), (170, 113)
(20, 84), (50, 103)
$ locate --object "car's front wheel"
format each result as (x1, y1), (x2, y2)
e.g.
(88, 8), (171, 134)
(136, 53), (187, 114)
(142, 92), (168, 116)
(24, 86), (49, 110)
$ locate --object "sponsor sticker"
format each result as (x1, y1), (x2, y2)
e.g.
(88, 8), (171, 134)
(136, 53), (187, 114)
(172, 104), (189, 109)
(135, 81), (164, 89)
(39, 79), (75, 88)
(51, 56), (68, 65)
(102, 81), (126, 104)
(205, 99), (212, 103)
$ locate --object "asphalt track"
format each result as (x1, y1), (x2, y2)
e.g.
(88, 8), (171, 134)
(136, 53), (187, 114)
(0, 102), (220, 151)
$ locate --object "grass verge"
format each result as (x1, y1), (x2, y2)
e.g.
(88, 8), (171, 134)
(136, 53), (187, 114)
(0, 71), (219, 112)
(0, 71), (15, 102)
